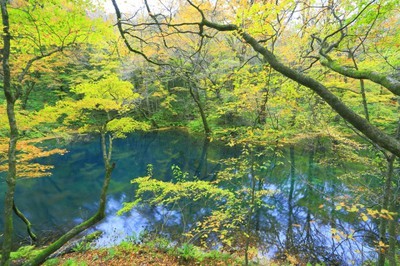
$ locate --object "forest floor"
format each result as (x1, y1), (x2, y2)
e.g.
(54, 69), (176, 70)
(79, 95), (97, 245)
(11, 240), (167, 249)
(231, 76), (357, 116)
(43, 243), (246, 266)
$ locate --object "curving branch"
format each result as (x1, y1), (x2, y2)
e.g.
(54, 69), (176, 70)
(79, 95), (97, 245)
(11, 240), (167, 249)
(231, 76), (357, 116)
(111, 0), (167, 66)
(197, 18), (400, 156)
(13, 201), (37, 242)
(319, 58), (400, 96)
(309, 1), (400, 96)
(111, 0), (400, 156)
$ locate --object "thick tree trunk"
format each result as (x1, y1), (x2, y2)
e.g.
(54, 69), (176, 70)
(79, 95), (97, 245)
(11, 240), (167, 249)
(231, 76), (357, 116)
(201, 19), (400, 157)
(1, 106), (18, 266)
(1, 1), (19, 265)
(320, 58), (400, 96)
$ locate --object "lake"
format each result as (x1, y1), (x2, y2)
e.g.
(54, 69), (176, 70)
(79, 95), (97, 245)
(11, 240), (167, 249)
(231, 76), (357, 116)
(0, 129), (380, 265)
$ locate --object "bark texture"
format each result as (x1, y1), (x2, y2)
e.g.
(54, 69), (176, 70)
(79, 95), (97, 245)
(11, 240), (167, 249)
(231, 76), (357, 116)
(1, 1), (19, 265)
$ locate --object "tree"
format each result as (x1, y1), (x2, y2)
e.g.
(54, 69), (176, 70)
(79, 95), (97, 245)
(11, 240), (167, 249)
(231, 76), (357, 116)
(0, 0), (111, 264)
(111, 0), (400, 156)
(6, 0), (114, 110)
(1, 1), (19, 264)
(111, 0), (400, 264)
(23, 75), (149, 265)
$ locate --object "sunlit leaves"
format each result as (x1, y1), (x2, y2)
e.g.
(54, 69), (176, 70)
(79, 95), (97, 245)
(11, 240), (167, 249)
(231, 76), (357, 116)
(0, 138), (66, 178)
(3, 0), (115, 110)
(235, 0), (296, 39)
(49, 74), (148, 138)
(334, 201), (396, 225)
(73, 75), (137, 102)
(122, 146), (277, 250)
(107, 117), (150, 138)
(9, 0), (101, 54)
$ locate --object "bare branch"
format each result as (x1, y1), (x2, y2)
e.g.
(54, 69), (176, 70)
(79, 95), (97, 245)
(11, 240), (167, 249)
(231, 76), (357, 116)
(321, 0), (376, 52)
(111, 0), (167, 66)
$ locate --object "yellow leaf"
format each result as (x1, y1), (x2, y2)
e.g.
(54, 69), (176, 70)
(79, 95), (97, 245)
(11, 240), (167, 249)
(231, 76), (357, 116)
(361, 213), (369, 222)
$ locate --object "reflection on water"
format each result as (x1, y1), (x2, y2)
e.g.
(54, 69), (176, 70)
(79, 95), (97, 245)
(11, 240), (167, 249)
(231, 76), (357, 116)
(93, 197), (147, 247)
(0, 130), (383, 264)
(0, 130), (234, 244)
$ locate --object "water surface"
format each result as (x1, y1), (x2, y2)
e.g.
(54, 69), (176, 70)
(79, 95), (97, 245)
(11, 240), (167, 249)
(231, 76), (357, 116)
(0, 130), (380, 264)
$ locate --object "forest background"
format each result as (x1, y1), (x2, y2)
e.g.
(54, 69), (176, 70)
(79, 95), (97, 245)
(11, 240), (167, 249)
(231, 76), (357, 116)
(0, 0), (399, 265)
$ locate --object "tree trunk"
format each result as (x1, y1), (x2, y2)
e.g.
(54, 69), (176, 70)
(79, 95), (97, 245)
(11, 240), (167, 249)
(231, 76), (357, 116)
(258, 89), (268, 125)
(21, 82), (36, 110)
(1, 0), (19, 265)
(201, 20), (400, 156)
(285, 145), (296, 251)
(377, 155), (395, 266)
(387, 194), (398, 266)
(349, 52), (369, 121)
(189, 86), (211, 137)
(24, 132), (115, 266)
(359, 79), (370, 121)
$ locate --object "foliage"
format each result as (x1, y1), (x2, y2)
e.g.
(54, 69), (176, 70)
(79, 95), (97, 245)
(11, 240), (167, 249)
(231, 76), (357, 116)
(72, 242), (92, 253)
(1, 0), (399, 264)
(2, 0), (113, 111)
(144, 236), (171, 252)
(63, 258), (88, 266)
(42, 258), (60, 266)
(120, 147), (277, 257)
(43, 74), (150, 137)
(0, 138), (67, 178)
(0, 102), (67, 178)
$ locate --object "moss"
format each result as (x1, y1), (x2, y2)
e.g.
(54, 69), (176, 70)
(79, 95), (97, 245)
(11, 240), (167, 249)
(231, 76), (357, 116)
(0, 245), (46, 264)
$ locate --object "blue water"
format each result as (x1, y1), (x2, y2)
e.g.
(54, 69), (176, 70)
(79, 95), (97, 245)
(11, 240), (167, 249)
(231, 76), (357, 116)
(1, 130), (235, 242)
(0, 130), (381, 264)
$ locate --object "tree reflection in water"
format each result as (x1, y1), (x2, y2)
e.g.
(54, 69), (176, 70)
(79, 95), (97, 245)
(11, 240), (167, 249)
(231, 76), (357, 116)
(1, 131), (387, 264)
